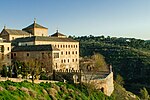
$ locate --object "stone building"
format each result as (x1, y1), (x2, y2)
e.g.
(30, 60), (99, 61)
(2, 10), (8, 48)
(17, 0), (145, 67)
(0, 38), (11, 66)
(0, 20), (48, 42)
(12, 30), (79, 71)
(11, 45), (59, 72)
(22, 20), (48, 36)
(0, 28), (30, 42)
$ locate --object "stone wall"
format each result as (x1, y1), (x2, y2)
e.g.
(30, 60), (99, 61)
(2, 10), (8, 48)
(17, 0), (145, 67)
(90, 72), (114, 96)
(0, 77), (58, 84)
(54, 70), (114, 96)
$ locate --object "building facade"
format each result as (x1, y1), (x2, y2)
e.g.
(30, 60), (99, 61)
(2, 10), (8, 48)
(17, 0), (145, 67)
(11, 45), (60, 72)
(0, 38), (11, 67)
(22, 20), (48, 36)
(12, 31), (79, 71)
(0, 20), (79, 72)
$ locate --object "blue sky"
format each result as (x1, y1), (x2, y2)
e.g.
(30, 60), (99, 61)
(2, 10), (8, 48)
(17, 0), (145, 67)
(0, 0), (150, 40)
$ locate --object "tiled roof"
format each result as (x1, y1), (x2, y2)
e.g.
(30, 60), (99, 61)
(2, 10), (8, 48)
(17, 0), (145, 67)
(22, 22), (48, 30)
(4, 29), (30, 35)
(12, 36), (78, 42)
(12, 44), (59, 52)
(51, 31), (66, 37)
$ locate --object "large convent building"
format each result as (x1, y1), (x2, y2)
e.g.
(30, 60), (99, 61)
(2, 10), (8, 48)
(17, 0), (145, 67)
(0, 20), (79, 72)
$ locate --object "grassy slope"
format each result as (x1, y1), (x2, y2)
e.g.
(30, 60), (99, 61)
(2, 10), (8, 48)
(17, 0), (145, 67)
(0, 80), (113, 100)
(111, 82), (139, 100)
(0, 80), (140, 100)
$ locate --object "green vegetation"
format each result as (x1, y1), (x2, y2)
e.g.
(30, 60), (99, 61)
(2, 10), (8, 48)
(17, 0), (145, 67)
(0, 80), (114, 100)
(72, 35), (150, 96)
(139, 87), (150, 100)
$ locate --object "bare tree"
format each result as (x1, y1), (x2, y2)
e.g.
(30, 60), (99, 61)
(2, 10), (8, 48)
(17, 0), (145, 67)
(24, 58), (41, 83)
(80, 53), (109, 97)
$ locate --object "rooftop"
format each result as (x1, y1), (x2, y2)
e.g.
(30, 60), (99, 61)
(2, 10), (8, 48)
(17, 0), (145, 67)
(22, 21), (48, 30)
(12, 36), (78, 43)
(2, 29), (30, 35)
(12, 44), (59, 52)
(51, 30), (66, 37)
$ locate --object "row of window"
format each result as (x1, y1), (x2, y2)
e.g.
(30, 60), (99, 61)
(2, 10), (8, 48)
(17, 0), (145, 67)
(61, 58), (78, 63)
(0, 54), (10, 60)
(0, 46), (10, 52)
(54, 44), (78, 48)
(13, 52), (77, 59)
(61, 51), (77, 55)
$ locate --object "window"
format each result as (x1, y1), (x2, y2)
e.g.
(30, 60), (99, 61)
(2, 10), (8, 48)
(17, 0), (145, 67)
(61, 60), (63, 63)
(74, 45), (75, 48)
(7, 47), (9, 51)
(63, 45), (65, 48)
(14, 53), (16, 56)
(61, 51), (63, 55)
(66, 51), (67, 55)
(68, 51), (70, 55)
(66, 45), (67, 48)
(7, 54), (9, 59)
(68, 59), (69, 63)
(42, 53), (44, 58)
(76, 51), (77, 54)
(72, 59), (74, 62)
(27, 53), (29, 57)
(68, 45), (70, 48)
(54, 53), (59, 58)
(58, 45), (59, 48)
(76, 45), (77, 48)
(2, 54), (4, 60)
(56, 63), (57, 69)
(1, 46), (4, 52)
(64, 59), (66, 63)
(61, 45), (62, 48)
(76, 59), (78, 62)
(48, 53), (51, 58)
(72, 51), (74, 54)
(12, 37), (15, 40)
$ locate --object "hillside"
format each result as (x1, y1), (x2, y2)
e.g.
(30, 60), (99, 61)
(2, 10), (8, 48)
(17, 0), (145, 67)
(72, 35), (150, 95)
(0, 80), (139, 100)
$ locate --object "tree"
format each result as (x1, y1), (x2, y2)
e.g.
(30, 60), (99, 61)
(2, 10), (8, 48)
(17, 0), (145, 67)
(91, 53), (108, 71)
(1, 65), (7, 77)
(115, 74), (124, 86)
(140, 87), (149, 100)
(24, 58), (41, 83)
(79, 53), (109, 98)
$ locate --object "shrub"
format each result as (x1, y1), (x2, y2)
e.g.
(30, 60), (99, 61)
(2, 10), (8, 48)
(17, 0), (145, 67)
(7, 85), (17, 91)
(0, 86), (4, 91)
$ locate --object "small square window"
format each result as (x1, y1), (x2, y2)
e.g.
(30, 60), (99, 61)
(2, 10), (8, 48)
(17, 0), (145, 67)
(14, 53), (16, 56)
(27, 53), (29, 56)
